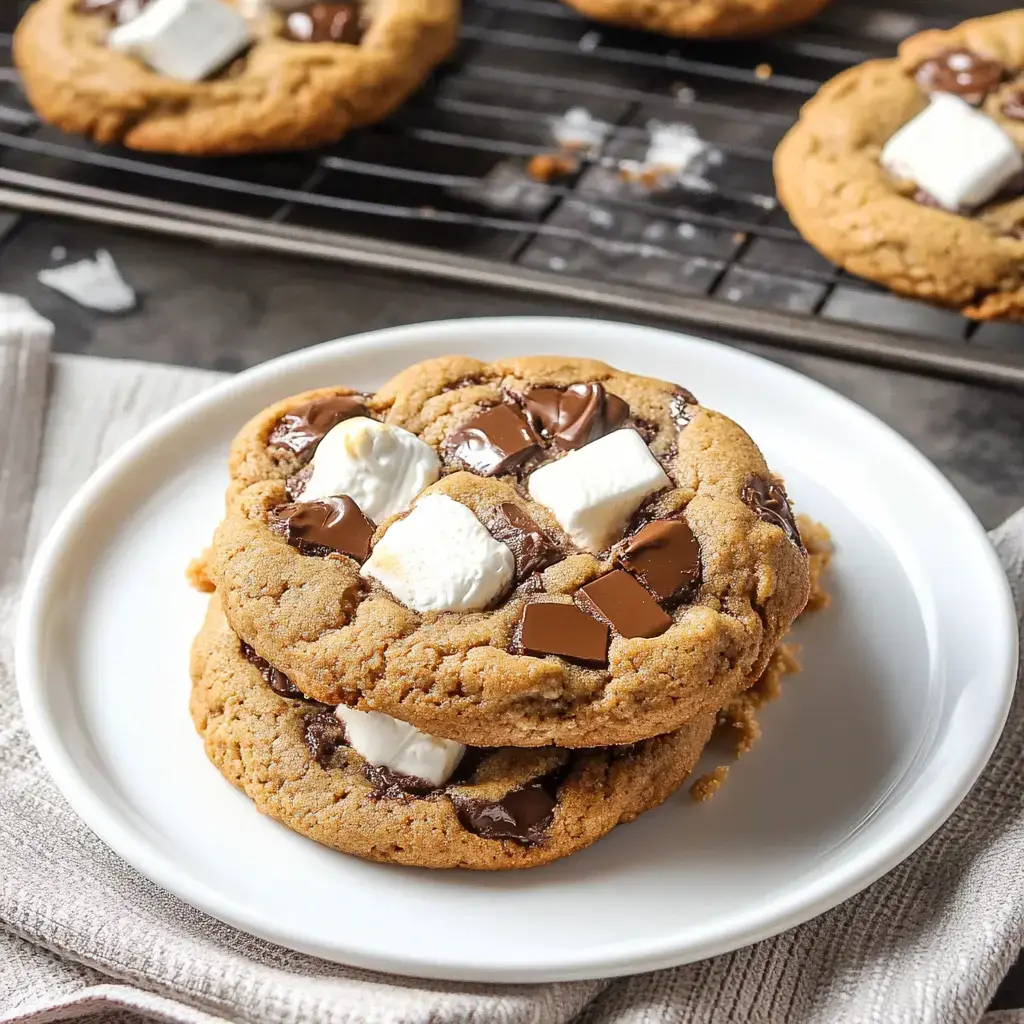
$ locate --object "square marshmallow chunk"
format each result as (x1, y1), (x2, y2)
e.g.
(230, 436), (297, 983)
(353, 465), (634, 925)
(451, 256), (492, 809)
(361, 493), (515, 613)
(301, 417), (440, 525)
(880, 93), (1023, 211)
(528, 428), (671, 553)
(335, 706), (465, 787)
(108, 0), (251, 83)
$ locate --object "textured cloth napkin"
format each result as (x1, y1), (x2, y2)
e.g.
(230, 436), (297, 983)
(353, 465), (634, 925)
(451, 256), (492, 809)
(3, 326), (1024, 1024)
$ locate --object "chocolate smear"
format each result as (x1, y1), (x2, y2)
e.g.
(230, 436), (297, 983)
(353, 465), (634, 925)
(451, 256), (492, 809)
(304, 709), (348, 767)
(487, 502), (562, 581)
(240, 640), (304, 699)
(270, 495), (375, 561)
(364, 764), (438, 800)
(444, 404), (541, 476)
(522, 383), (629, 451)
(268, 395), (368, 459)
(741, 476), (802, 548)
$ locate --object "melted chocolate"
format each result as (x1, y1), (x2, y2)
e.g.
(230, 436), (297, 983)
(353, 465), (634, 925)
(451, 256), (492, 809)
(518, 602), (609, 667)
(453, 781), (558, 844)
(268, 395), (368, 459)
(522, 383), (629, 451)
(269, 495), (375, 561)
(914, 48), (1006, 105)
(487, 502), (562, 581)
(741, 476), (802, 548)
(444, 404), (541, 476)
(669, 386), (698, 427)
(304, 709), (348, 766)
(240, 640), (303, 699)
(364, 764), (437, 799)
(578, 570), (673, 640)
(618, 518), (701, 602)
(283, 2), (363, 43)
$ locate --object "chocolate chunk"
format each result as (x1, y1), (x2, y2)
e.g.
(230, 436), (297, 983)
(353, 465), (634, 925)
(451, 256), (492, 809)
(578, 570), (673, 639)
(269, 495), (375, 561)
(914, 48), (1006, 106)
(240, 640), (303, 698)
(444, 404), (541, 476)
(669, 386), (698, 427)
(618, 518), (701, 601)
(742, 476), (802, 547)
(487, 502), (562, 580)
(304, 709), (347, 767)
(283, 2), (363, 43)
(522, 383), (630, 451)
(518, 602), (609, 667)
(364, 764), (437, 799)
(453, 782), (557, 844)
(268, 395), (368, 459)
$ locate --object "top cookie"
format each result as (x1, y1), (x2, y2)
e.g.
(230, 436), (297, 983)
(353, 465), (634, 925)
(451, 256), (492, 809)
(209, 355), (810, 748)
(558, 0), (831, 40)
(775, 10), (1024, 319)
(13, 0), (457, 154)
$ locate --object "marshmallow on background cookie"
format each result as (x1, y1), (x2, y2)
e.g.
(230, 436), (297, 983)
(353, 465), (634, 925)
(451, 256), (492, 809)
(361, 493), (515, 613)
(300, 417), (440, 524)
(880, 93), (1023, 211)
(528, 428), (671, 553)
(107, 0), (251, 82)
(335, 706), (464, 787)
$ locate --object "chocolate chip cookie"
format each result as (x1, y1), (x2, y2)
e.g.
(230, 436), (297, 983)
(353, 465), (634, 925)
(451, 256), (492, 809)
(208, 355), (811, 749)
(559, 0), (831, 39)
(191, 595), (715, 869)
(13, 0), (457, 155)
(775, 10), (1024, 319)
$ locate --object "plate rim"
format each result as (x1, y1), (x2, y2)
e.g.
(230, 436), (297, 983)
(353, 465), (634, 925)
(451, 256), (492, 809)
(16, 316), (1019, 982)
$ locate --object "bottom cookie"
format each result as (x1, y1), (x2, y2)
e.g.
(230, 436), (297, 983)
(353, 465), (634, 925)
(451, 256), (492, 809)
(191, 596), (717, 870)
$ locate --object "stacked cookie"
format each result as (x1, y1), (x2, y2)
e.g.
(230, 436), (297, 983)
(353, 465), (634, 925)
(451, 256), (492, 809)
(191, 356), (812, 869)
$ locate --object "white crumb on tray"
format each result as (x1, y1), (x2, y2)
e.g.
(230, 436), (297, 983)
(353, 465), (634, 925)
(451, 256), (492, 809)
(0, 294), (55, 344)
(37, 250), (137, 313)
(618, 120), (717, 191)
(552, 107), (611, 154)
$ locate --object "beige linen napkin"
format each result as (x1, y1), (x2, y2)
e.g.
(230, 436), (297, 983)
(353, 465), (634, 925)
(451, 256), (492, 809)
(2, 327), (1024, 1024)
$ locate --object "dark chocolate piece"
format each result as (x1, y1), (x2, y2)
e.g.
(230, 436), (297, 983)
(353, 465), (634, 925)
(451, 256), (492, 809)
(618, 518), (701, 601)
(578, 570), (673, 639)
(444, 404), (541, 476)
(522, 383), (629, 451)
(364, 764), (437, 799)
(741, 476), (802, 547)
(914, 48), (1006, 105)
(453, 783), (557, 844)
(304, 709), (348, 767)
(283, 2), (363, 43)
(487, 502), (562, 580)
(268, 395), (368, 459)
(668, 386), (698, 428)
(269, 495), (375, 561)
(240, 640), (304, 699)
(518, 602), (609, 667)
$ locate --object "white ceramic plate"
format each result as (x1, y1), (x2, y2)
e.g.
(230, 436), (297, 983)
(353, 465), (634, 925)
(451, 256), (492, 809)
(17, 317), (1017, 983)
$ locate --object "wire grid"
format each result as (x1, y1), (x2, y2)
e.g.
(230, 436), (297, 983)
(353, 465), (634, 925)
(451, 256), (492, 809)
(0, 0), (1022, 386)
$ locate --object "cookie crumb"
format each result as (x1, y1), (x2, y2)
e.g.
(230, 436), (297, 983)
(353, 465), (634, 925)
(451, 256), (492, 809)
(717, 643), (800, 756)
(691, 765), (729, 802)
(798, 515), (833, 613)
(527, 152), (579, 182)
(754, 63), (772, 80)
(186, 553), (216, 593)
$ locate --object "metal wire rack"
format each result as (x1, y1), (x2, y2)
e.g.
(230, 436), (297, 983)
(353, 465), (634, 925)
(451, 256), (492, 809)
(0, 0), (1022, 386)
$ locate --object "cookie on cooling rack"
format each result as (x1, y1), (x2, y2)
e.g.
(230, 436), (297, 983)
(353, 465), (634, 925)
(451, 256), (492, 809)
(13, 0), (457, 155)
(558, 0), (832, 39)
(191, 595), (716, 870)
(207, 354), (810, 749)
(775, 10), (1024, 319)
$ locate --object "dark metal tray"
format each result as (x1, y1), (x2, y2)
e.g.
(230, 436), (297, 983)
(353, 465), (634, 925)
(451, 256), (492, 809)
(1, 0), (1023, 386)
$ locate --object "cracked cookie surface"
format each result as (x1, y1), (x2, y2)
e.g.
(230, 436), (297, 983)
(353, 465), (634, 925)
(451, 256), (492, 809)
(13, 0), (457, 154)
(191, 596), (715, 870)
(775, 10), (1024, 319)
(208, 355), (810, 748)
(558, 0), (831, 39)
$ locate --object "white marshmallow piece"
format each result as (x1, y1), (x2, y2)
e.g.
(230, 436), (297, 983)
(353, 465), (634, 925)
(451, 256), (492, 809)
(528, 429), (671, 553)
(335, 706), (465, 788)
(301, 417), (440, 524)
(361, 494), (514, 613)
(108, 0), (251, 83)
(880, 93), (1023, 211)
